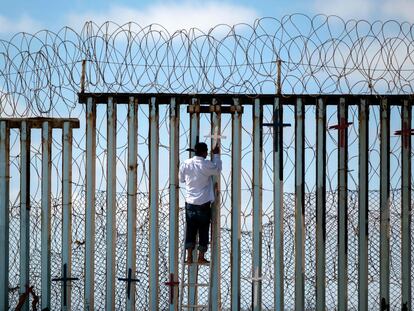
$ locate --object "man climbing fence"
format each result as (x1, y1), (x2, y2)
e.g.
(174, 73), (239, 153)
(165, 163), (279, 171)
(179, 142), (222, 264)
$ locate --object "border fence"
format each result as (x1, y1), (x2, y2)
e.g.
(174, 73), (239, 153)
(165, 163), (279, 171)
(0, 14), (413, 310)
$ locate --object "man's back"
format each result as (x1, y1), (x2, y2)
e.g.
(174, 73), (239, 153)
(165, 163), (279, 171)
(179, 154), (222, 205)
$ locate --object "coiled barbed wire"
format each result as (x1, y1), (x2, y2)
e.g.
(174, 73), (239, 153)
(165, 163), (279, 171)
(1, 14), (414, 117)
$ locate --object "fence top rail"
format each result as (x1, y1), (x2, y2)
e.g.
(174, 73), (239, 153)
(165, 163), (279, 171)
(0, 118), (80, 129)
(78, 93), (413, 106)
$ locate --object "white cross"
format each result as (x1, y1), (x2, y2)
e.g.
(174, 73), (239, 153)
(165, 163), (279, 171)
(204, 125), (226, 148)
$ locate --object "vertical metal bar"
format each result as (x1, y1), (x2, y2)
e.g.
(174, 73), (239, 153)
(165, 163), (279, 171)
(189, 98), (200, 157)
(358, 99), (369, 311)
(85, 97), (96, 310)
(188, 98), (200, 310)
(41, 121), (52, 310)
(168, 97), (179, 311)
(126, 97), (138, 311)
(316, 98), (326, 311)
(401, 99), (411, 310)
(106, 97), (117, 310)
(210, 99), (221, 311)
(294, 98), (305, 311)
(231, 98), (242, 310)
(62, 122), (73, 311)
(149, 96), (159, 310)
(274, 97), (284, 311)
(379, 98), (390, 310)
(337, 98), (348, 311)
(252, 99), (263, 311)
(20, 121), (30, 311)
(0, 121), (9, 310)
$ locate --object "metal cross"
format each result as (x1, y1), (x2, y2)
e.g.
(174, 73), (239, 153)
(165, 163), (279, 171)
(164, 273), (180, 304)
(394, 122), (414, 149)
(328, 118), (353, 148)
(262, 118), (291, 152)
(51, 264), (79, 306)
(204, 125), (226, 148)
(118, 268), (140, 300)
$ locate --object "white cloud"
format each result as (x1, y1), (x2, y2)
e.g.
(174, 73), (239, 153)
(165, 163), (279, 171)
(0, 14), (43, 35)
(381, 0), (414, 22)
(313, 0), (414, 22)
(313, 0), (373, 19)
(65, 2), (258, 33)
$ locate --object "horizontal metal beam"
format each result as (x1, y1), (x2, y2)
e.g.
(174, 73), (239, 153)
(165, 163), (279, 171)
(0, 118), (79, 128)
(78, 93), (413, 105)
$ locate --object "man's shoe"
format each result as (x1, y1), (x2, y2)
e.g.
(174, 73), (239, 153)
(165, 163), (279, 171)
(197, 257), (210, 265)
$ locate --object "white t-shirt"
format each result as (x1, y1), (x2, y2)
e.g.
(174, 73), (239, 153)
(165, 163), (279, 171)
(179, 155), (222, 205)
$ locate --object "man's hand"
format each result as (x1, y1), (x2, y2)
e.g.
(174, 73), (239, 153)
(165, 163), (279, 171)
(212, 145), (220, 154)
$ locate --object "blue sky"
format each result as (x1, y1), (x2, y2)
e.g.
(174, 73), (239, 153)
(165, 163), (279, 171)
(1, 0), (413, 37)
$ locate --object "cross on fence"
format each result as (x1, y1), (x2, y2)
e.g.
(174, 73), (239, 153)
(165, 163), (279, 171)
(262, 119), (291, 152)
(394, 125), (414, 149)
(328, 119), (353, 147)
(164, 273), (180, 304)
(118, 268), (140, 300)
(205, 125), (226, 148)
(51, 264), (79, 307)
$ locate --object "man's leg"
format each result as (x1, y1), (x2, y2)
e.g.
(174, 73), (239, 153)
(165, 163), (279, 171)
(185, 203), (197, 263)
(197, 205), (211, 263)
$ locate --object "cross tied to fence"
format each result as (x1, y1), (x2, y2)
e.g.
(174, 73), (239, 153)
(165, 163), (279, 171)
(52, 264), (79, 307)
(118, 268), (140, 300)
(205, 125), (226, 149)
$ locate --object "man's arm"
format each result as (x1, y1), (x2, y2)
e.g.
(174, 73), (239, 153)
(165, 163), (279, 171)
(204, 146), (222, 176)
(179, 162), (186, 183)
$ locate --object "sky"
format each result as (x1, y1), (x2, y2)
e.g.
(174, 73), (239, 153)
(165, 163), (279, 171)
(0, 0), (411, 196)
(1, 0), (414, 37)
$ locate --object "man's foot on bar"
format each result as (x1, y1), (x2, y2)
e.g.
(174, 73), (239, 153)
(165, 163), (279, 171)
(197, 257), (210, 265)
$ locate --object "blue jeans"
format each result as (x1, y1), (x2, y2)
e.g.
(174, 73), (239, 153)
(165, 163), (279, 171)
(185, 202), (211, 252)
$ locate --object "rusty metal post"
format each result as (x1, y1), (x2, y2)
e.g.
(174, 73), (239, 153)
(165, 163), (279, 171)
(168, 97), (179, 311)
(20, 121), (30, 311)
(358, 99), (369, 311)
(273, 96), (285, 311)
(85, 97), (96, 310)
(210, 99), (222, 311)
(149, 96), (160, 310)
(252, 98), (263, 311)
(337, 98), (348, 311)
(0, 121), (9, 310)
(187, 98), (200, 311)
(62, 121), (73, 311)
(316, 98), (326, 311)
(41, 121), (52, 310)
(126, 97), (138, 311)
(379, 98), (390, 310)
(401, 99), (411, 310)
(106, 97), (117, 310)
(231, 98), (242, 310)
(294, 98), (305, 311)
